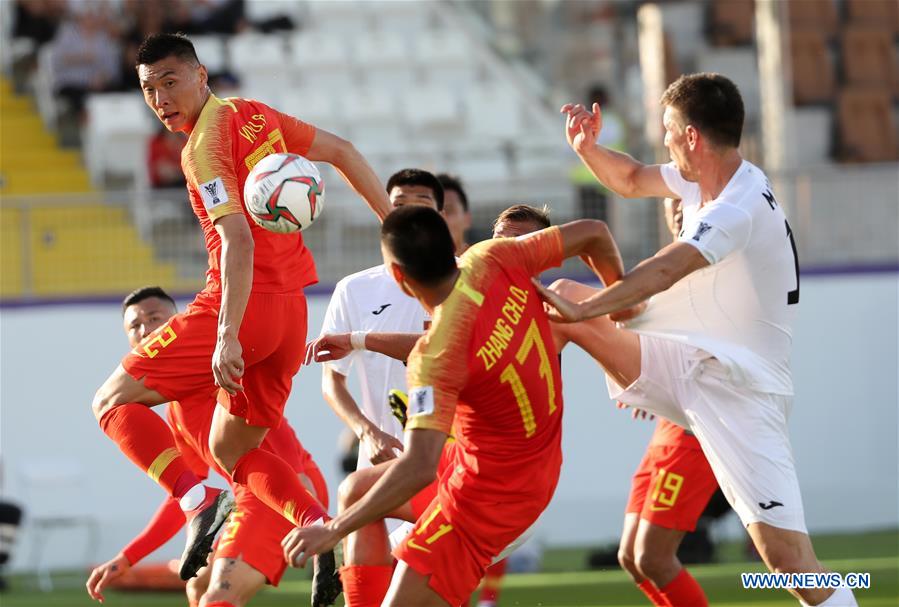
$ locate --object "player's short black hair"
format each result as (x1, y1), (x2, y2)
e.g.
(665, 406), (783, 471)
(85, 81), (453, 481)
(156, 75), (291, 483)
(436, 173), (468, 212)
(136, 33), (200, 67)
(381, 206), (456, 287)
(386, 168), (445, 211)
(122, 286), (177, 315)
(661, 73), (744, 148)
(494, 204), (551, 231)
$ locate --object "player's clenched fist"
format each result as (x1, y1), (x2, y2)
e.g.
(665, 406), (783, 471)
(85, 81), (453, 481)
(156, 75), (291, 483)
(282, 524), (340, 569)
(86, 553), (130, 602)
(212, 332), (244, 395)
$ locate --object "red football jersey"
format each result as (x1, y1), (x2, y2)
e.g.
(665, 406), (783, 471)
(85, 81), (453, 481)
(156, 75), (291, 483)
(181, 94), (318, 297)
(405, 228), (566, 526)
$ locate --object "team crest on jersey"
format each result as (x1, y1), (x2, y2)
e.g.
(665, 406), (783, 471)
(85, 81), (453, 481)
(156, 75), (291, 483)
(408, 386), (435, 417)
(199, 177), (229, 210)
(692, 221), (712, 242)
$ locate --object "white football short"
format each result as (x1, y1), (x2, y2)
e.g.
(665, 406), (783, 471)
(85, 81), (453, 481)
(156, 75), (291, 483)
(607, 335), (807, 534)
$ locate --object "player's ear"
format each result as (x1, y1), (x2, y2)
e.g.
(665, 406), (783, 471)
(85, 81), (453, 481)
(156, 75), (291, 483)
(685, 125), (700, 151)
(197, 63), (208, 89)
(388, 263), (415, 298)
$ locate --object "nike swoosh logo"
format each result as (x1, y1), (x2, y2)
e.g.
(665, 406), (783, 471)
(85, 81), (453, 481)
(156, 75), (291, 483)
(372, 304), (391, 315)
(406, 538), (431, 553)
(758, 500), (784, 510)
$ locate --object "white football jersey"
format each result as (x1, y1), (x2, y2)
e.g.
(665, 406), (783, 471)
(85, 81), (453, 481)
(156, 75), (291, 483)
(625, 161), (799, 394)
(320, 264), (430, 468)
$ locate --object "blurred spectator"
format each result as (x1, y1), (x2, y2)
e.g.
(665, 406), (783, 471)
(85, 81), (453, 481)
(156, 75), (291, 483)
(147, 127), (187, 189)
(12, 0), (65, 46)
(51, 2), (121, 120)
(187, 0), (246, 34)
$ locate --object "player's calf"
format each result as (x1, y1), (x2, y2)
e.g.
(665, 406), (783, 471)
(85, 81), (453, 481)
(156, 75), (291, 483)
(748, 523), (855, 605)
(198, 557), (266, 607)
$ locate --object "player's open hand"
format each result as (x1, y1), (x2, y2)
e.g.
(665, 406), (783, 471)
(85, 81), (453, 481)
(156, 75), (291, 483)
(531, 278), (583, 323)
(561, 102), (602, 154)
(282, 523), (341, 569)
(305, 333), (352, 365)
(361, 424), (404, 464)
(86, 553), (130, 602)
(213, 332), (244, 395)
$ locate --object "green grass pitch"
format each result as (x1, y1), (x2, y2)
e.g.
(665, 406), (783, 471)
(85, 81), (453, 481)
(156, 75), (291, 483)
(4, 530), (896, 606)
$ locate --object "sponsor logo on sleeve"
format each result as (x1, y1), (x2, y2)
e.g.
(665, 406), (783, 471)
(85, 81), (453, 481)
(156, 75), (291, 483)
(408, 386), (435, 417)
(692, 221), (712, 242)
(199, 177), (229, 210)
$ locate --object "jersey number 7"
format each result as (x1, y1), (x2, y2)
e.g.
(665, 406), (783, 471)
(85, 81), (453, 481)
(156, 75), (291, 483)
(499, 319), (558, 437)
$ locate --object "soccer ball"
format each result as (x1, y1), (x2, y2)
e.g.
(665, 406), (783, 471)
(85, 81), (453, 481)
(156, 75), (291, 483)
(243, 153), (325, 233)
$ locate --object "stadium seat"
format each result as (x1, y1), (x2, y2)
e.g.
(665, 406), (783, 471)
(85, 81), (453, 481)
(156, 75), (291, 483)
(400, 85), (463, 135)
(708, 0), (755, 47)
(837, 88), (899, 162)
(352, 30), (409, 69)
(696, 48), (760, 118)
(83, 94), (156, 185)
(793, 107), (832, 166)
(845, 0), (899, 34)
(190, 35), (227, 74)
(788, 29), (835, 105)
(279, 89), (346, 134)
(787, 0), (838, 38)
(841, 25), (898, 98)
(463, 82), (524, 140)
(414, 29), (473, 68)
(228, 33), (288, 76)
(289, 31), (350, 70)
(18, 458), (99, 591)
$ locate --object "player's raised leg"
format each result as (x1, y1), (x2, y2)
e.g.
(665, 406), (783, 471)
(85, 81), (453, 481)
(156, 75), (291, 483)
(93, 366), (231, 581)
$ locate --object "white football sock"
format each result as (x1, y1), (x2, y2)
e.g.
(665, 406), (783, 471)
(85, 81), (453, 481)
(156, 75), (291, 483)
(802, 586), (858, 606)
(178, 484), (206, 511)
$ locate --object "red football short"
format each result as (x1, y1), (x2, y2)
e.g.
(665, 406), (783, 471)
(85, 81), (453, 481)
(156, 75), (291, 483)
(394, 442), (547, 607)
(215, 485), (295, 586)
(214, 456), (328, 586)
(626, 442), (718, 532)
(123, 292), (308, 428)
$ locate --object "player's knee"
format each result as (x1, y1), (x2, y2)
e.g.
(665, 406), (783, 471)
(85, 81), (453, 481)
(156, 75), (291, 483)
(208, 437), (237, 474)
(548, 278), (577, 297)
(634, 548), (675, 581)
(617, 546), (637, 578)
(91, 388), (118, 423)
(337, 473), (365, 512)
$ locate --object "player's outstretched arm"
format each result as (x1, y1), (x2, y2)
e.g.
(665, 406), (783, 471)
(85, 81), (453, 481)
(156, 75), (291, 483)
(213, 213), (253, 394)
(556, 219), (626, 288)
(86, 497), (187, 602)
(322, 366), (404, 464)
(282, 427), (445, 568)
(536, 240), (709, 322)
(306, 332), (422, 365)
(305, 128), (391, 221)
(561, 102), (676, 200)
